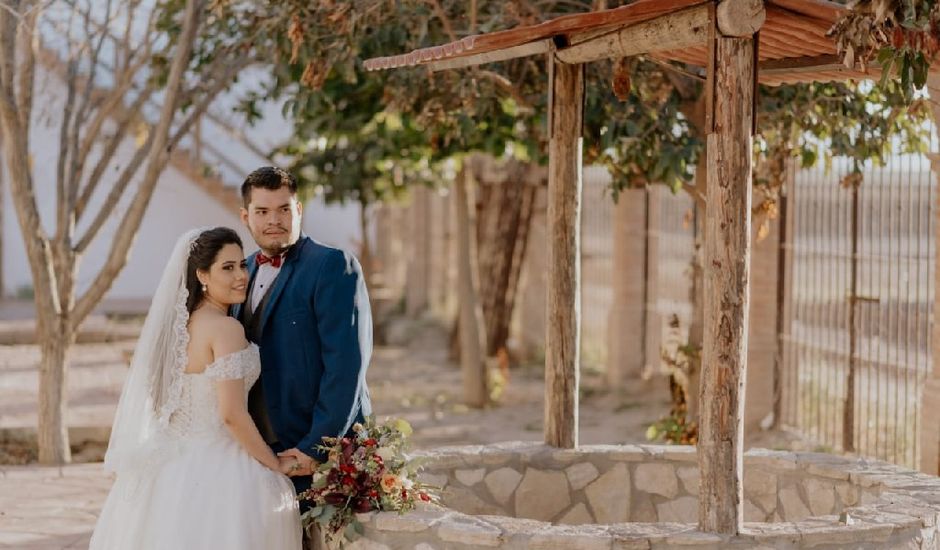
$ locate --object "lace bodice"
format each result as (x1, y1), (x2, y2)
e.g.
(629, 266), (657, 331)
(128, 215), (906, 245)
(165, 344), (261, 438)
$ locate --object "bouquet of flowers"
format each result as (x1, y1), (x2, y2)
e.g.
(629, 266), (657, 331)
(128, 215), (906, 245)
(299, 415), (437, 546)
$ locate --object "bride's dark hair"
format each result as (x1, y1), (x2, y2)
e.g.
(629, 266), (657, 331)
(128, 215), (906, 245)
(186, 227), (243, 313)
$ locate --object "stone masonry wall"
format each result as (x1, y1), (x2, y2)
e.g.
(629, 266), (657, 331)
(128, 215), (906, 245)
(342, 443), (940, 549)
(415, 442), (874, 525)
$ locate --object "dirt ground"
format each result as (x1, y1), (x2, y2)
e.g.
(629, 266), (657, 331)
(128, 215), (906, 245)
(0, 314), (809, 465)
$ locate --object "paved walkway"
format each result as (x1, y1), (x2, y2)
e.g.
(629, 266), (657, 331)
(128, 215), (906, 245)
(0, 464), (110, 549)
(0, 342), (133, 435)
(0, 318), (674, 549)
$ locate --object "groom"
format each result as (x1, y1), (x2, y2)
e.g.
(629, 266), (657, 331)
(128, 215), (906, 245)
(233, 166), (371, 501)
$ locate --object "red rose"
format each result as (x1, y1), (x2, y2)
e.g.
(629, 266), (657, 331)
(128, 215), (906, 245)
(363, 438), (377, 447)
(324, 493), (345, 505)
(419, 492), (431, 502)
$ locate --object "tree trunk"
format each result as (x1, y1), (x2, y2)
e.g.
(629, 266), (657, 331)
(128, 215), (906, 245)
(359, 200), (373, 291)
(686, 153), (707, 421)
(0, 162), (4, 298)
(473, 157), (539, 358)
(698, 30), (756, 534)
(455, 165), (488, 408)
(37, 314), (75, 464)
(544, 58), (583, 449)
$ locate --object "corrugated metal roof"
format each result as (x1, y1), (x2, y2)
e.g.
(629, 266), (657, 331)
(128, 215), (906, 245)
(362, 0), (899, 86)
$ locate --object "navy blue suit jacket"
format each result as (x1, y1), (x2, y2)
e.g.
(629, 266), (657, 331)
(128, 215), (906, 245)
(233, 236), (370, 463)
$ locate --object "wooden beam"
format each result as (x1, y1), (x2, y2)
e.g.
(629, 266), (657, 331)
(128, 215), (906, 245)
(698, 23), (756, 536)
(919, 75), (940, 474)
(544, 55), (583, 449)
(556, 5), (709, 65)
(759, 54), (841, 73)
(717, 0), (766, 37)
(428, 39), (553, 72)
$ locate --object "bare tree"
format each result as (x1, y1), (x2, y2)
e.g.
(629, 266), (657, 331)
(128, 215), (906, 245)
(0, 0), (252, 463)
(0, 154), (5, 298)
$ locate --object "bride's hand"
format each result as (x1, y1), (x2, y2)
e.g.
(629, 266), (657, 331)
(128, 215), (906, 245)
(277, 456), (301, 476)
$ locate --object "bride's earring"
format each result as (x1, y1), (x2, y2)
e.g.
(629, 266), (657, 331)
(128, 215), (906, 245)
(202, 283), (208, 293)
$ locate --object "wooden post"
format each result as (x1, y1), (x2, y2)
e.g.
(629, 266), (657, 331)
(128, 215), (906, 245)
(919, 74), (940, 474)
(772, 178), (792, 430)
(406, 185), (431, 316)
(698, 0), (760, 534)
(544, 55), (583, 449)
(455, 165), (489, 408)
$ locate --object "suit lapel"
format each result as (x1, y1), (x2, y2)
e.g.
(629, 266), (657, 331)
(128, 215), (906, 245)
(232, 251), (260, 321)
(258, 238), (306, 335)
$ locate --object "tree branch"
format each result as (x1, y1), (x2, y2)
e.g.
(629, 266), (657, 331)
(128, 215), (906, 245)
(0, 2), (58, 313)
(65, 0), (112, 215)
(74, 55), (243, 255)
(54, 57), (78, 242)
(72, 0), (206, 329)
(72, 51), (149, 197)
(477, 69), (533, 112)
(72, 131), (152, 255)
(73, 84), (152, 220)
(426, 0), (457, 42)
(15, 4), (36, 135)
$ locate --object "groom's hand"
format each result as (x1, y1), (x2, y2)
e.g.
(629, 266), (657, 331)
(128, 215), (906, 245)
(278, 448), (316, 476)
(277, 456), (301, 476)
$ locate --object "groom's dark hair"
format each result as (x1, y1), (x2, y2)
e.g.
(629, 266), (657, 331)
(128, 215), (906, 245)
(241, 166), (298, 207)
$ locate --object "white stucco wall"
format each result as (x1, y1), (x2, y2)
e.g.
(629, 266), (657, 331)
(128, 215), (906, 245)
(1, 65), (366, 301)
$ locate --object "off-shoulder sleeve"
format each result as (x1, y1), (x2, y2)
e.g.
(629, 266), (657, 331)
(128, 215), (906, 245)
(204, 346), (259, 381)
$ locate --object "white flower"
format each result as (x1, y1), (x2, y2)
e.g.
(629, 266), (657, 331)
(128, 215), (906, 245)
(376, 446), (395, 462)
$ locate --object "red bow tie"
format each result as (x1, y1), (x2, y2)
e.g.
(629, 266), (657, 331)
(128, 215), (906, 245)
(256, 253), (282, 268)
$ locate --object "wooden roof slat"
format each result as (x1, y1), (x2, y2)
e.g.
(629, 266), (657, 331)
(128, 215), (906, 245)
(765, 5), (836, 37)
(762, 15), (837, 51)
(766, 0), (844, 23)
(427, 39), (554, 72)
(762, 28), (835, 54)
(759, 33), (831, 58)
(365, 0), (705, 71)
(363, 0), (902, 86)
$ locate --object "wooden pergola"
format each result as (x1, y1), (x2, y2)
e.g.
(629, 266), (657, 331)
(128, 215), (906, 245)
(365, 0), (908, 534)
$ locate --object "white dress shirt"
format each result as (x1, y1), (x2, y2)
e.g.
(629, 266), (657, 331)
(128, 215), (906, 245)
(249, 256), (283, 314)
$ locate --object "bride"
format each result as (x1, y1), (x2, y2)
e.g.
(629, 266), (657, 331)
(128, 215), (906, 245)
(90, 227), (302, 549)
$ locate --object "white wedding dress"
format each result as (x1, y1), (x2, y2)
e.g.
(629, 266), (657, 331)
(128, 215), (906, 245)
(89, 343), (302, 550)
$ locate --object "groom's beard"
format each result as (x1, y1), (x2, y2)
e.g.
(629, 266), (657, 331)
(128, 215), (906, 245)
(255, 227), (297, 254)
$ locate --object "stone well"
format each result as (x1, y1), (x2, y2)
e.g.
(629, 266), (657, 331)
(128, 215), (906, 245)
(349, 442), (940, 549)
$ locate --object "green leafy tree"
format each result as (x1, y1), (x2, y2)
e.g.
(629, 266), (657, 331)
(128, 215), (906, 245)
(251, 0), (933, 414)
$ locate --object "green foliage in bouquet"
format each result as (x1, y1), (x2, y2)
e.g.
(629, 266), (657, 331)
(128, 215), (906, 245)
(299, 416), (438, 547)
